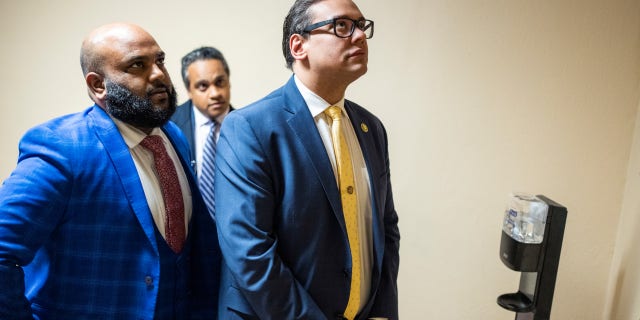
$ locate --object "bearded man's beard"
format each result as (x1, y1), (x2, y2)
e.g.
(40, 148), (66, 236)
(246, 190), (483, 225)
(104, 80), (177, 129)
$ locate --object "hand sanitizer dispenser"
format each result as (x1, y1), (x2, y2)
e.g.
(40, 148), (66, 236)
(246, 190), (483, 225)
(497, 193), (567, 320)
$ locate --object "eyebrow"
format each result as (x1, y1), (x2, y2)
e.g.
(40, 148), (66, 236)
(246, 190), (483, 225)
(332, 14), (365, 20)
(123, 51), (165, 64)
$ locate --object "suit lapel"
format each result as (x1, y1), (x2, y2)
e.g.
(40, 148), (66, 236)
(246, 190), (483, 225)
(282, 79), (388, 295)
(282, 78), (345, 228)
(87, 105), (159, 254)
(162, 122), (199, 202)
(345, 101), (385, 269)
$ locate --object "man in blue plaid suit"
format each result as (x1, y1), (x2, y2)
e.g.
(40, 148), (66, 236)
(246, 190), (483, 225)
(0, 23), (221, 319)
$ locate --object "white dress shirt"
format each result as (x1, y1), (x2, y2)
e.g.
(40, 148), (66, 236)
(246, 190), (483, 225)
(193, 104), (228, 177)
(112, 117), (192, 239)
(294, 75), (373, 314)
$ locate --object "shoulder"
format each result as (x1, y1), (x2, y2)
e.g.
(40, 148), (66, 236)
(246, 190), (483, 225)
(16, 106), (110, 172)
(344, 99), (390, 143)
(171, 101), (193, 123)
(345, 99), (385, 127)
(23, 106), (99, 143)
(228, 77), (304, 121)
(219, 85), (296, 150)
(226, 85), (288, 122)
(345, 99), (377, 120)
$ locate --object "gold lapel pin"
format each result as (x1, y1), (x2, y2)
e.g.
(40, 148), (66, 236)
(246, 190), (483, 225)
(360, 123), (369, 133)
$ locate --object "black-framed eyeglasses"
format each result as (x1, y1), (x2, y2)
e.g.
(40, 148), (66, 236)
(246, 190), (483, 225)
(302, 18), (374, 39)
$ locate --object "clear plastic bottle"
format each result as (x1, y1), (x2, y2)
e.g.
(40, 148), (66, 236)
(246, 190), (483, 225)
(502, 193), (549, 244)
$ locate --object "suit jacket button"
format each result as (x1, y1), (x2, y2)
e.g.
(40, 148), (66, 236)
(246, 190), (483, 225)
(145, 276), (154, 287)
(343, 268), (350, 277)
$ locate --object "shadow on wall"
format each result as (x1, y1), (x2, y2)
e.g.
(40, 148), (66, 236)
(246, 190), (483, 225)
(608, 199), (640, 319)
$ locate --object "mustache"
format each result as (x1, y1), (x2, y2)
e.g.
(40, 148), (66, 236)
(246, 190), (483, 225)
(147, 83), (172, 96)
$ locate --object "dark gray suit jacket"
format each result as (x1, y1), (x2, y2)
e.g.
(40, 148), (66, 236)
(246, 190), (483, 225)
(171, 101), (197, 172)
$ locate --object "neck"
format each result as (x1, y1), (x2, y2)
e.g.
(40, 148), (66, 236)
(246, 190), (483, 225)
(294, 71), (348, 105)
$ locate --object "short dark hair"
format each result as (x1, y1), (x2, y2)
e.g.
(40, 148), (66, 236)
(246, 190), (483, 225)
(282, 0), (322, 69)
(80, 44), (104, 76)
(180, 46), (229, 89)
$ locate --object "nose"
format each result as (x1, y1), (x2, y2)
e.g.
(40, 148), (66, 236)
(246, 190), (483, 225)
(149, 63), (169, 84)
(351, 25), (367, 43)
(207, 86), (221, 99)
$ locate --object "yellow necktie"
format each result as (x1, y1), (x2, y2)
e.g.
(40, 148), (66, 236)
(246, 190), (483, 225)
(325, 106), (361, 320)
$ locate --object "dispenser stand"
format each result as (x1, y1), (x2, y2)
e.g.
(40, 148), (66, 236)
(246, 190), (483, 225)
(497, 195), (567, 320)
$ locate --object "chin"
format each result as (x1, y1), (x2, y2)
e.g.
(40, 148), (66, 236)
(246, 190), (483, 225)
(206, 111), (221, 120)
(351, 66), (368, 80)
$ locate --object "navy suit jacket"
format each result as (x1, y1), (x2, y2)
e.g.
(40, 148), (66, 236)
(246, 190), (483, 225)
(0, 105), (221, 319)
(215, 76), (400, 319)
(171, 100), (197, 164)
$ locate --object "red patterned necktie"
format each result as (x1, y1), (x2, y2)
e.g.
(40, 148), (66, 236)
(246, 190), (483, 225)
(140, 135), (186, 253)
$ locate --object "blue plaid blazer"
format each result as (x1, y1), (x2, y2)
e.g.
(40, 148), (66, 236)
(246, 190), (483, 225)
(0, 105), (221, 319)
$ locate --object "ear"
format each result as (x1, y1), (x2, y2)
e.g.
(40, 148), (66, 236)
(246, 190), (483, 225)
(289, 34), (307, 62)
(86, 72), (106, 101)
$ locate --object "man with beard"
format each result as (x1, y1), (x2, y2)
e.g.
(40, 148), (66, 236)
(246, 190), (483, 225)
(0, 22), (221, 319)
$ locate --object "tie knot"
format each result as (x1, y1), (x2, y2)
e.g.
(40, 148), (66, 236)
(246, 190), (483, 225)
(140, 135), (164, 154)
(209, 120), (218, 135)
(325, 106), (342, 121)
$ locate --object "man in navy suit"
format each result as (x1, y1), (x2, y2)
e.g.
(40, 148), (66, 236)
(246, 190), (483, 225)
(215, 0), (400, 319)
(0, 23), (221, 319)
(171, 46), (233, 177)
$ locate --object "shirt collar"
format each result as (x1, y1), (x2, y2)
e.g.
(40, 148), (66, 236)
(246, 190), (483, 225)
(193, 103), (210, 128)
(110, 115), (164, 149)
(192, 101), (230, 128)
(294, 75), (345, 118)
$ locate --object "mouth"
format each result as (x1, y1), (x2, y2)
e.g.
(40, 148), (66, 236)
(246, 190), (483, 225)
(150, 87), (167, 94)
(208, 101), (226, 108)
(348, 49), (367, 58)
(149, 87), (169, 99)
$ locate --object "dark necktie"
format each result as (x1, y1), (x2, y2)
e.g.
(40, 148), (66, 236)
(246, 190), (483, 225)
(199, 122), (217, 216)
(140, 135), (186, 253)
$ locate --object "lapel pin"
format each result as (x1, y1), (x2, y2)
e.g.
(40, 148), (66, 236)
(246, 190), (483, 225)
(360, 123), (369, 133)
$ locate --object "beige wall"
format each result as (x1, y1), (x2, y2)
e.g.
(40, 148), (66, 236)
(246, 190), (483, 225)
(1, 0), (639, 319)
(604, 94), (640, 319)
